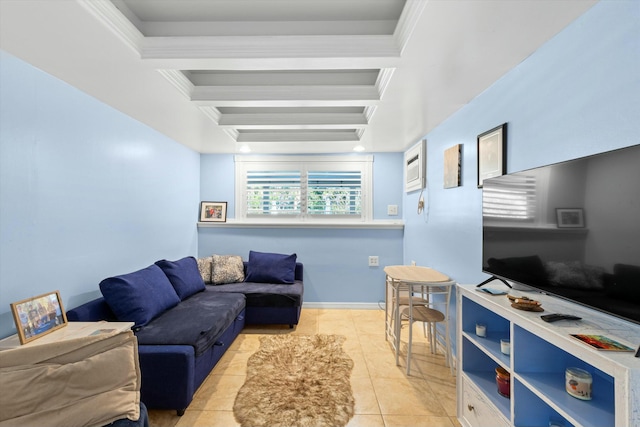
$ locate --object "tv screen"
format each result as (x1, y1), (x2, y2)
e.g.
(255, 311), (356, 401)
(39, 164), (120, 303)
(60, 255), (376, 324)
(482, 144), (640, 324)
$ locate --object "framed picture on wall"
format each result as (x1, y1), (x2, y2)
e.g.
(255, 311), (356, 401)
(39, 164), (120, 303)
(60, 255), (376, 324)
(444, 144), (462, 188)
(556, 208), (585, 228)
(477, 123), (507, 188)
(200, 201), (227, 222)
(10, 291), (67, 345)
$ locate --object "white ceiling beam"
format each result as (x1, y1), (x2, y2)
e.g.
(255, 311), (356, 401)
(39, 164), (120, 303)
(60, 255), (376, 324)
(191, 85), (380, 107)
(79, 0), (401, 70)
(218, 113), (368, 129)
(140, 20), (398, 37)
(143, 55), (400, 71)
(237, 131), (360, 143)
(140, 35), (399, 59)
(139, 35), (401, 70)
(235, 141), (368, 154)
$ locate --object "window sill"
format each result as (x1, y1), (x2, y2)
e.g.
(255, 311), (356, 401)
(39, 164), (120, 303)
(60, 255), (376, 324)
(484, 224), (588, 234)
(197, 219), (404, 229)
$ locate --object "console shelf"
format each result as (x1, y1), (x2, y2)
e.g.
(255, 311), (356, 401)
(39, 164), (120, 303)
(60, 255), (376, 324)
(457, 283), (640, 427)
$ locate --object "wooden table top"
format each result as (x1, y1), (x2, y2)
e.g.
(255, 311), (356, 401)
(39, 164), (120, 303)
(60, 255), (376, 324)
(383, 265), (452, 283)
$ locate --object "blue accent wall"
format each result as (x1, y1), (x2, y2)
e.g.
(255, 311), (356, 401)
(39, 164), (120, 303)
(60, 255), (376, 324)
(0, 51), (200, 338)
(198, 153), (404, 304)
(403, 1), (640, 286)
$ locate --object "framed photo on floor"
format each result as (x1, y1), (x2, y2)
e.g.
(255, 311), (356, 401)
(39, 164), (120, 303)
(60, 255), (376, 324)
(477, 123), (507, 188)
(10, 291), (67, 344)
(200, 201), (227, 222)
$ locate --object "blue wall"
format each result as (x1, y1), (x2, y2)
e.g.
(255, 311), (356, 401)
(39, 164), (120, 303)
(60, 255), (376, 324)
(0, 51), (201, 338)
(198, 153), (404, 304)
(403, 0), (640, 285)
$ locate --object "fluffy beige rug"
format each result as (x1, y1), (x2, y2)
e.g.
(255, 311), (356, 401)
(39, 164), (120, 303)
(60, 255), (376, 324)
(233, 334), (355, 427)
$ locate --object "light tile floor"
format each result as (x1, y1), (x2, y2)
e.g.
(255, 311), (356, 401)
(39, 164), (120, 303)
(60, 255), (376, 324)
(148, 308), (461, 427)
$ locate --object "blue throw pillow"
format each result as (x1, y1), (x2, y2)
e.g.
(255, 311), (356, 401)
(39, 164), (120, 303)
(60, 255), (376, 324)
(155, 257), (206, 300)
(99, 264), (181, 327)
(245, 251), (297, 284)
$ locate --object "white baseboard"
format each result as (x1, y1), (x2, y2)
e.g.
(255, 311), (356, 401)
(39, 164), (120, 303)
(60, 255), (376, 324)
(302, 302), (383, 310)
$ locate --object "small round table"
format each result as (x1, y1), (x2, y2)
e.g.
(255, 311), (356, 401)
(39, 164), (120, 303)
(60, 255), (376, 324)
(384, 265), (455, 374)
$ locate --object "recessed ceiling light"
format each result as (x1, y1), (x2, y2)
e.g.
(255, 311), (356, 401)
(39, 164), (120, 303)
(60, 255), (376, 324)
(353, 145), (365, 152)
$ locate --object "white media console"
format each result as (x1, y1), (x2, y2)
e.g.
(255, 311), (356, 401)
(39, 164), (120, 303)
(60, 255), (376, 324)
(456, 282), (640, 427)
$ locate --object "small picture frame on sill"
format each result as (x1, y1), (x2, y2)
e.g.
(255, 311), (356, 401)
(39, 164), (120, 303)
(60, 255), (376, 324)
(556, 208), (585, 228)
(477, 123), (507, 188)
(200, 201), (227, 222)
(10, 291), (67, 345)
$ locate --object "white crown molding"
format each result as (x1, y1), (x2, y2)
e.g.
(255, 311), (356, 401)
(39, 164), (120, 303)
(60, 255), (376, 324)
(156, 69), (193, 99)
(394, 0), (429, 54)
(199, 106), (223, 125)
(376, 68), (396, 98)
(77, 0), (144, 54)
(223, 128), (240, 141)
(363, 106), (377, 123)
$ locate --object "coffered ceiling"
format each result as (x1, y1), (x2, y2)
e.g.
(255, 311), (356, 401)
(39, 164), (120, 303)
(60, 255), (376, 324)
(0, 0), (596, 154)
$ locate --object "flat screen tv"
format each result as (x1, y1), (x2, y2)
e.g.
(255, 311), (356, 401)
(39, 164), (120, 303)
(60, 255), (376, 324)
(482, 144), (640, 325)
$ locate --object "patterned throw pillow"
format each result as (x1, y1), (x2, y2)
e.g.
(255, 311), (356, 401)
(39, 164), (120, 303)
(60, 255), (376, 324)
(197, 257), (213, 284)
(212, 255), (245, 285)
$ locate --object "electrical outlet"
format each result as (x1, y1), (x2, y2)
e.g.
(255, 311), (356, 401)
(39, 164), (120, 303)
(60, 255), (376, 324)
(411, 260), (416, 266)
(368, 256), (379, 267)
(387, 204), (398, 216)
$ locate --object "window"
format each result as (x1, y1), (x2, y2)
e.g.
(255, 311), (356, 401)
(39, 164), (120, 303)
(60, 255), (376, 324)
(236, 155), (372, 222)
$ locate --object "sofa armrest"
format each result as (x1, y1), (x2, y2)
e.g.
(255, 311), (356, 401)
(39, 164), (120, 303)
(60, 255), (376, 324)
(137, 345), (195, 413)
(67, 297), (117, 322)
(294, 262), (303, 281)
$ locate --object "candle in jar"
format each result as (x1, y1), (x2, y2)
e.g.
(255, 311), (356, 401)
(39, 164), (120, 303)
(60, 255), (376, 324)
(476, 323), (487, 337)
(500, 339), (511, 355)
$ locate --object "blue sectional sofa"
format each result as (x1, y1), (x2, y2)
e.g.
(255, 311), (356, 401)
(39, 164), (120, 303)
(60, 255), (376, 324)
(67, 253), (304, 415)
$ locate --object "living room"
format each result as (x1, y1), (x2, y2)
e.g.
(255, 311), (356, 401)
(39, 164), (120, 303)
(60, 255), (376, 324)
(1, 1), (639, 426)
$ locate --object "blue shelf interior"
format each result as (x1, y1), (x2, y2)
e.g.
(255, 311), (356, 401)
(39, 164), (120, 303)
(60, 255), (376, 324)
(462, 297), (510, 340)
(514, 325), (615, 427)
(462, 337), (511, 419)
(514, 380), (575, 427)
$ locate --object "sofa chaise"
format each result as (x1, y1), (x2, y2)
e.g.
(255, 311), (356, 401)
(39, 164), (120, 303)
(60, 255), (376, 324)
(66, 252), (304, 415)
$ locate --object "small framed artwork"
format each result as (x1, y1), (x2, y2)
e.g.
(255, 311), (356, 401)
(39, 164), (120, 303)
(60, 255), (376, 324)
(477, 123), (507, 188)
(556, 208), (585, 228)
(200, 201), (227, 222)
(10, 291), (67, 345)
(444, 144), (462, 188)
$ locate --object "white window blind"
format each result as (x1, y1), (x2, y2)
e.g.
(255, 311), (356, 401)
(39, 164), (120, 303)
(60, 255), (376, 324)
(236, 156), (372, 222)
(246, 171), (301, 216)
(483, 175), (536, 221)
(307, 171), (362, 216)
